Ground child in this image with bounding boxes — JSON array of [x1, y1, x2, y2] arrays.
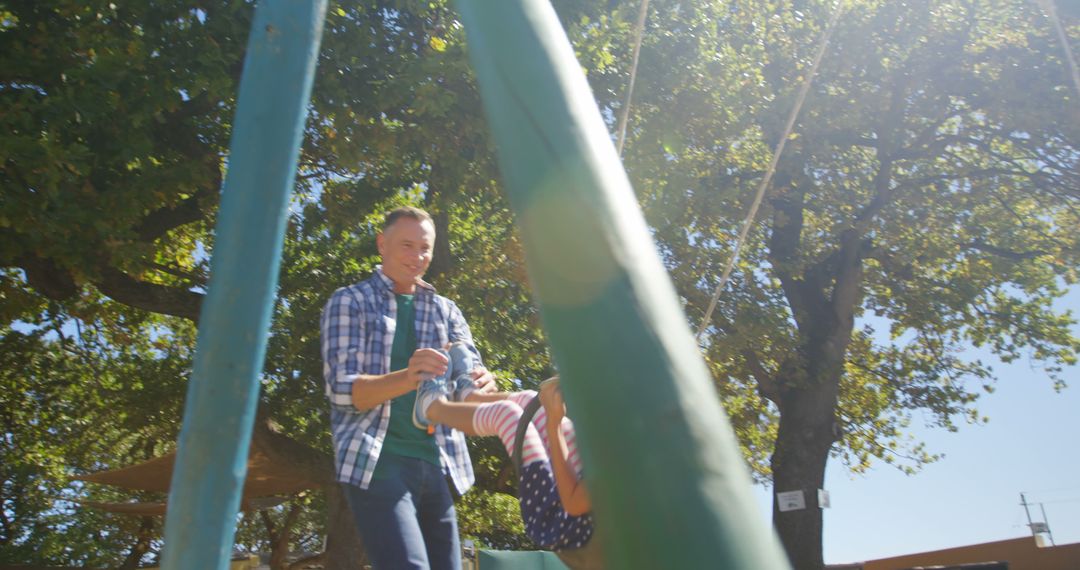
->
[[412, 343, 596, 558]]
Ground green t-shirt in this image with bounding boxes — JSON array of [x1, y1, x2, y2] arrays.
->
[[372, 294, 439, 479]]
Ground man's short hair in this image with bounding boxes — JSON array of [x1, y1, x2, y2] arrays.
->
[[383, 206, 434, 232]]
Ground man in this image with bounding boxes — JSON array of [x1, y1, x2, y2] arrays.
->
[[321, 206, 495, 569]]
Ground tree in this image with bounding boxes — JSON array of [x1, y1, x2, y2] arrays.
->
[[1, 1, 353, 564], [616, 0, 1080, 567], [0, 1, 249, 321], [6, 0, 1077, 568], [1, 0, 558, 564]]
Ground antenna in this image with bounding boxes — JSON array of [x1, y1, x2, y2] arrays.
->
[[1038, 502, 1057, 546], [1020, 492, 1055, 547]]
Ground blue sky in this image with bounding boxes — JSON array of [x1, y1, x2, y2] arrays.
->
[[753, 286, 1080, 564]]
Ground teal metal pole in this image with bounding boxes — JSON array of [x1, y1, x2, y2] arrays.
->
[[160, 2, 326, 568], [455, 1, 791, 568]]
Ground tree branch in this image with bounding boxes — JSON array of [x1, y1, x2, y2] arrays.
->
[[260, 509, 277, 542], [135, 183, 218, 242], [767, 171, 823, 325], [12, 253, 79, 301], [95, 266, 203, 322], [146, 261, 206, 284], [742, 348, 780, 403]]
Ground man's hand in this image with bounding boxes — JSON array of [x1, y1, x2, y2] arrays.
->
[[469, 367, 498, 394], [406, 348, 449, 386]]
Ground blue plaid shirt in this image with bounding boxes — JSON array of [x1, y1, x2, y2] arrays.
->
[[321, 266, 479, 493]]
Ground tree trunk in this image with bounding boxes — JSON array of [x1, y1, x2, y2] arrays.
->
[[264, 502, 303, 570], [766, 173, 864, 569], [770, 308, 855, 570], [118, 516, 156, 570], [770, 382, 837, 570], [269, 537, 289, 570], [427, 209, 454, 281], [324, 484, 367, 569]]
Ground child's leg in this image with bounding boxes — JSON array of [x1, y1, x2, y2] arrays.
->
[[447, 342, 482, 401], [429, 389, 580, 471], [425, 393, 545, 463], [507, 391, 582, 475], [425, 399, 485, 436], [472, 399, 550, 467], [507, 390, 538, 409]]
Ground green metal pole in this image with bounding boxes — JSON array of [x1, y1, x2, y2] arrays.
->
[[455, 1, 791, 568], [160, 2, 326, 568]]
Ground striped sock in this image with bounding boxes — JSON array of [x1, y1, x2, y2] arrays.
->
[[473, 400, 548, 466], [507, 391, 582, 474]]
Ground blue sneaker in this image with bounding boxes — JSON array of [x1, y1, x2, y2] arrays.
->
[[412, 377, 450, 431], [414, 353, 453, 430]]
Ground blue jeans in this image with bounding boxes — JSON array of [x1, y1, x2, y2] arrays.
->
[[342, 456, 462, 570]]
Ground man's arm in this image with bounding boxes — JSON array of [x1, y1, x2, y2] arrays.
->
[[350, 348, 449, 410], [322, 289, 365, 411]]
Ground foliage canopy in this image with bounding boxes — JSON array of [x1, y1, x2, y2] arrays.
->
[[1, 0, 1077, 567]]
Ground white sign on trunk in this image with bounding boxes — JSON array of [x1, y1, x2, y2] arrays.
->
[[777, 490, 806, 512]]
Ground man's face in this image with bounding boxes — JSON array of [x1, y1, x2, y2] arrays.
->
[[377, 216, 436, 293]]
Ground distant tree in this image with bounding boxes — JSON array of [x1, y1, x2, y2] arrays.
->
[[615, 0, 1080, 567]]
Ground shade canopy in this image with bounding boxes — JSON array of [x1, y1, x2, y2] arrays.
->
[[72, 446, 317, 516]]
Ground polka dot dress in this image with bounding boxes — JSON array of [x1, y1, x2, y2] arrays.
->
[[519, 461, 594, 550]]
